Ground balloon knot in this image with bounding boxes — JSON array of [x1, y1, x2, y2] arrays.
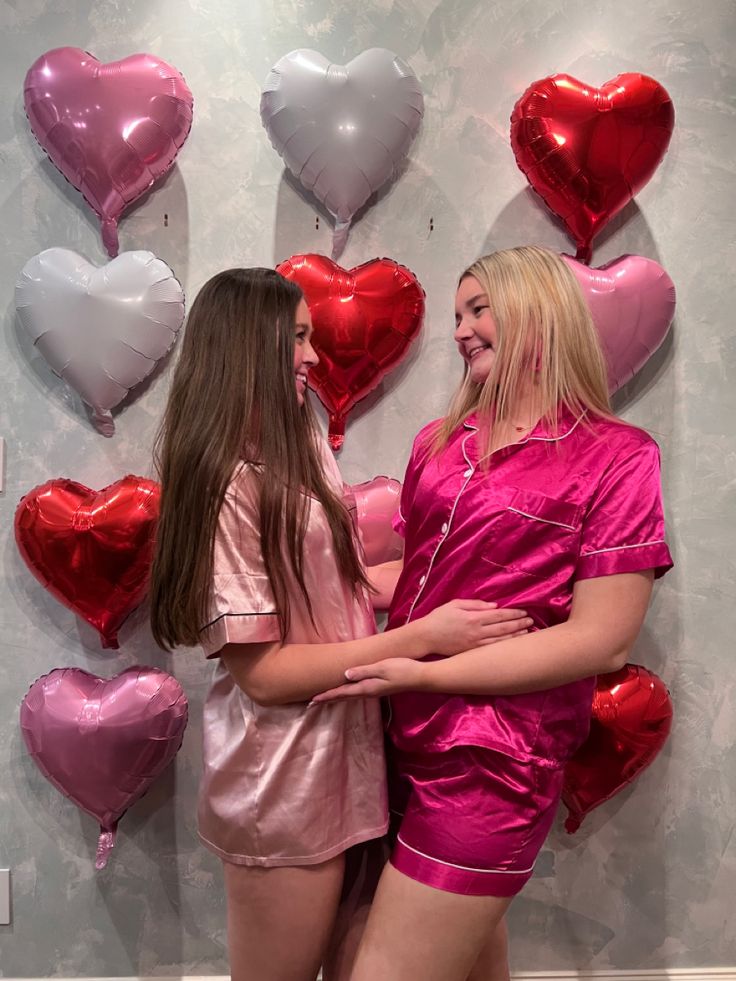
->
[[95, 825, 117, 869], [327, 413, 346, 451], [564, 815, 581, 834], [101, 219, 120, 258], [90, 407, 115, 438], [331, 219, 351, 261]]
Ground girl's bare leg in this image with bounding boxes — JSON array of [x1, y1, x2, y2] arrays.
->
[[349, 863, 512, 981], [223, 853, 345, 981], [466, 917, 511, 981], [322, 837, 390, 981]]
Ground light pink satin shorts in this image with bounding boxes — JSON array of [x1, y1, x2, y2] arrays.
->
[[388, 745, 564, 897]]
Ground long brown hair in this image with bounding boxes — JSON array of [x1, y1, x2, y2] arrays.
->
[[435, 246, 614, 456], [150, 267, 368, 650]]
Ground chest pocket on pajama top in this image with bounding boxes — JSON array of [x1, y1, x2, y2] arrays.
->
[[482, 486, 582, 579]]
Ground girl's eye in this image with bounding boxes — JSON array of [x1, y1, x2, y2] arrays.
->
[[473, 305, 488, 316]]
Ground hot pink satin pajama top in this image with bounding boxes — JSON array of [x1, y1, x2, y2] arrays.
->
[[197, 442, 388, 866], [387, 410, 673, 768]]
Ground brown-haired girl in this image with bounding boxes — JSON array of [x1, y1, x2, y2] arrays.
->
[[313, 246, 673, 981], [149, 267, 528, 981]]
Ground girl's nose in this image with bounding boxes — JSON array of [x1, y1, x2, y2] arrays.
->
[[304, 338, 319, 367], [454, 318, 473, 342]]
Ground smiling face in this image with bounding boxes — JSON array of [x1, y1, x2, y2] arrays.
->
[[454, 275, 498, 385], [293, 298, 318, 406]]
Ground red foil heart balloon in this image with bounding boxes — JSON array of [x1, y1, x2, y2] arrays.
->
[[511, 73, 674, 262], [24, 47, 193, 257], [14, 475, 160, 649], [562, 663, 673, 833], [20, 666, 188, 868], [276, 255, 425, 449]]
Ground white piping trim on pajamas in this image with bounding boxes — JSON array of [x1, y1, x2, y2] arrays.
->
[[582, 540, 665, 557], [396, 833, 535, 875], [405, 430, 476, 622], [524, 411, 587, 443], [507, 506, 577, 531], [462, 411, 587, 444], [12, 969, 736, 980]]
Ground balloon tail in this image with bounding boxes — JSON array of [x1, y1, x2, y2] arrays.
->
[[95, 825, 117, 869], [564, 814, 582, 834], [327, 414, 346, 451], [575, 243, 592, 265], [100, 631, 120, 650], [90, 407, 115, 438], [101, 218, 120, 258], [331, 219, 350, 261]]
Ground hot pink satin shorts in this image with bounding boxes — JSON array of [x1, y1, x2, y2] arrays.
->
[[388, 745, 564, 897]]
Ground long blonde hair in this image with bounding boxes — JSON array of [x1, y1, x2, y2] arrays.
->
[[435, 246, 613, 455]]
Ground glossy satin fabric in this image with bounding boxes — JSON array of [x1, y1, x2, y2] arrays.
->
[[388, 410, 673, 767], [198, 443, 387, 866], [389, 747, 564, 896]]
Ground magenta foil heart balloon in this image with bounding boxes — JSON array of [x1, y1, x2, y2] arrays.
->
[[20, 666, 188, 868], [24, 47, 193, 257], [562, 254, 676, 392]]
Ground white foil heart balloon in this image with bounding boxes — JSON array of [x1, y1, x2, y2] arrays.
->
[[261, 48, 424, 259], [16, 249, 185, 436]]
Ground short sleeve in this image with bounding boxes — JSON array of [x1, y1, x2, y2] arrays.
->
[[576, 434, 673, 581], [200, 467, 281, 657], [392, 420, 441, 538]]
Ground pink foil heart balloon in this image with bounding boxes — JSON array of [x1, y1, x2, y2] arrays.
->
[[20, 666, 188, 868], [24, 47, 193, 256], [347, 476, 404, 565], [562, 254, 676, 392]]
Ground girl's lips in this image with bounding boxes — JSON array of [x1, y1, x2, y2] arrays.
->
[[468, 345, 491, 360]]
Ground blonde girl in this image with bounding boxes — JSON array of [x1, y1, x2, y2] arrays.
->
[[314, 247, 673, 981]]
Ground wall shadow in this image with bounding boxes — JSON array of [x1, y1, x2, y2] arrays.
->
[[271, 159, 411, 266]]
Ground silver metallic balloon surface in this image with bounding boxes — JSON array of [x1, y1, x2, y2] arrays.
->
[[261, 48, 424, 259], [15, 249, 185, 436]]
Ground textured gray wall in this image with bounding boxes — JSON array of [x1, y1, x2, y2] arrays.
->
[[1, 0, 734, 975]]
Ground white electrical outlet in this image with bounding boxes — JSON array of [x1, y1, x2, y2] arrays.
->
[[0, 869, 9, 924]]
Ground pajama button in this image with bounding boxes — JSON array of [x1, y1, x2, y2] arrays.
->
[[441, 523, 448, 533], [419, 575, 426, 585], [463, 468, 473, 477]]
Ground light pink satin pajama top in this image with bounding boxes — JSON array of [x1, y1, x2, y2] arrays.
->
[[197, 443, 388, 867]]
